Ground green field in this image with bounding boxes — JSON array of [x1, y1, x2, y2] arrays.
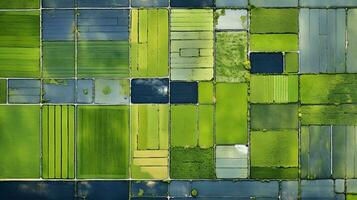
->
[[42, 41, 75, 78], [216, 83, 248, 144], [0, 11, 40, 77], [301, 105, 357, 125], [216, 32, 248, 82], [131, 9, 169, 77], [77, 106, 130, 179], [250, 75, 298, 103], [42, 106, 75, 179], [251, 8, 298, 33], [170, 147, 214, 179], [0, 80, 6, 103], [301, 74, 357, 104], [251, 104, 298, 130], [171, 105, 213, 148], [78, 41, 129, 78], [198, 82, 214, 104], [0, 106, 40, 178], [250, 34, 298, 52], [0, 0, 39, 8]]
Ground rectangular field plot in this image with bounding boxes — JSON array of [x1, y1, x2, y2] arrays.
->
[[131, 105, 169, 179], [216, 83, 247, 144], [0, 106, 40, 178], [0, 11, 40, 78], [0, 0, 39, 8], [42, 10, 75, 78], [170, 9, 214, 81], [130, 9, 168, 78], [216, 32, 248, 82], [42, 105, 75, 179], [302, 126, 357, 179]]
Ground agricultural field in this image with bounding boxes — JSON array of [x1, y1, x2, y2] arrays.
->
[[1, 0, 357, 199]]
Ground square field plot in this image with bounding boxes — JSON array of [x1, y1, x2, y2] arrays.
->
[[77, 10, 129, 78], [77, 106, 129, 179], [0, 106, 40, 178], [251, 130, 298, 179]]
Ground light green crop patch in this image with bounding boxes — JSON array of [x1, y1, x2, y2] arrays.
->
[[251, 104, 298, 130], [171, 105, 213, 148], [216, 83, 248, 144], [0, 0, 39, 8], [77, 106, 130, 179], [216, 32, 248, 82], [130, 9, 169, 77], [42, 106, 75, 179], [251, 130, 298, 179], [285, 52, 299, 73], [0, 105, 40, 178], [250, 34, 298, 52], [131, 105, 169, 179], [301, 74, 357, 104], [347, 194, 357, 200], [250, 75, 298, 103], [199, 82, 214, 104], [250, 8, 299, 34], [251, 130, 298, 167], [0, 11, 40, 78]]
